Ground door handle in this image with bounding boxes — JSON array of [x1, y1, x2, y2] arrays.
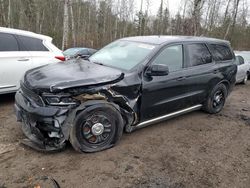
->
[[213, 69, 219, 74], [18, 58, 30, 61], [176, 77, 186, 81]]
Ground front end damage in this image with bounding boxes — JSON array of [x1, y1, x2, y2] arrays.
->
[[15, 79, 141, 152], [15, 85, 70, 151]]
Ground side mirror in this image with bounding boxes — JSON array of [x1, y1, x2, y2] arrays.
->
[[146, 64, 169, 76], [81, 55, 90, 60], [75, 54, 90, 60], [236, 55, 244, 65]]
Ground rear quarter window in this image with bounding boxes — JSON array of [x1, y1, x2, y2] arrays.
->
[[0, 33, 19, 51], [17, 35, 49, 51], [208, 44, 233, 61]]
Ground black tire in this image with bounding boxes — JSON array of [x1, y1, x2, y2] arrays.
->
[[70, 103, 123, 153], [203, 83, 228, 114]]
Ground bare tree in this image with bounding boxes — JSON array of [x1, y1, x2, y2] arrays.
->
[[62, 0, 69, 50], [7, 0, 11, 27], [70, 0, 76, 47], [224, 0, 240, 39], [223, 0, 232, 24], [0, 0, 6, 26], [191, 0, 204, 35]]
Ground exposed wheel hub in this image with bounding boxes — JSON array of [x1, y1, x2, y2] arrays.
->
[[215, 95, 221, 103], [91, 123, 104, 136], [82, 113, 113, 144], [213, 90, 224, 108]]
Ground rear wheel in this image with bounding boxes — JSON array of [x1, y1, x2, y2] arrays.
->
[[70, 104, 123, 153], [203, 84, 227, 114]]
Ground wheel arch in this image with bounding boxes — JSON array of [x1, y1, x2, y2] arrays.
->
[[219, 80, 230, 94], [206, 79, 230, 100]]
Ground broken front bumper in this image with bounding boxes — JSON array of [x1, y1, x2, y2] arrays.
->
[[15, 90, 69, 152]]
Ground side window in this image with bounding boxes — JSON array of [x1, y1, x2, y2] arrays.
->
[[186, 43, 212, 67], [89, 49, 97, 55], [0, 33, 19, 51], [79, 49, 89, 55], [17, 35, 49, 51], [236, 55, 244, 65], [208, 44, 233, 61], [152, 45, 183, 72]]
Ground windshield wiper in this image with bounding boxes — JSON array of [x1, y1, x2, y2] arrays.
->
[[90, 60, 113, 68], [92, 61, 104, 65]]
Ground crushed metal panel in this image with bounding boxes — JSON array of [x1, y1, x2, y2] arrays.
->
[[73, 93, 107, 102]]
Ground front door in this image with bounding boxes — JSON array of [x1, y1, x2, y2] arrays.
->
[[140, 44, 190, 121]]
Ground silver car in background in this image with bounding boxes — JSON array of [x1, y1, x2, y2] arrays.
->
[[235, 51, 250, 84]]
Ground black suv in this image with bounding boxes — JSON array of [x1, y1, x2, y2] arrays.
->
[[15, 36, 237, 152]]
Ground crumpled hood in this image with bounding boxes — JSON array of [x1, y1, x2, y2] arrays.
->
[[24, 59, 124, 92]]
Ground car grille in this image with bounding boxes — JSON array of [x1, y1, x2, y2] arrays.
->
[[21, 83, 44, 106]]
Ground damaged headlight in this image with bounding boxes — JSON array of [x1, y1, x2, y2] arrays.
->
[[43, 94, 78, 106]]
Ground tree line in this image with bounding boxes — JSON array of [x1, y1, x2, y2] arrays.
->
[[0, 0, 249, 50]]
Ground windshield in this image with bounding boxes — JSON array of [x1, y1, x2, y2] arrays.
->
[[235, 51, 250, 63], [89, 40, 156, 70]]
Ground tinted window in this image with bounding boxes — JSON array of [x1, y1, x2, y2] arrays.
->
[[209, 44, 233, 61], [79, 49, 89, 55], [186, 43, 212, 67], [234, 51, 250, 63], [17, 35, 49, 51], [0, 33, 19, 51], [152, 45, 183, 72], [235, 55, 244, 65], [89, 49, 97, 55]]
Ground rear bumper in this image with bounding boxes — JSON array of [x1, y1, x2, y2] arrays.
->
[[15, 90, 68, 151]]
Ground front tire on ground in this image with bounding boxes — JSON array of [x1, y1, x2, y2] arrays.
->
[[203, 83, 228, 114], [70, 103, 124, 153]]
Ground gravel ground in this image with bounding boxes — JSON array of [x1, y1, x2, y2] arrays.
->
[[0, 83, 250, 188]]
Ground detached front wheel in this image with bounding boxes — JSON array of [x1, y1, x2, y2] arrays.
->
[[70, 103, 123, 153]]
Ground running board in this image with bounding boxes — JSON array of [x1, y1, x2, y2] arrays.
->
[[132, 104, 202, 131]]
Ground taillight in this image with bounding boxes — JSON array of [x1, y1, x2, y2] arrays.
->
[[55, 56, 65, 61]]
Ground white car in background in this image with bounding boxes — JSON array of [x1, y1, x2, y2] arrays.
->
[[0, 27, 64, 94], [235, 51, 250, 84]]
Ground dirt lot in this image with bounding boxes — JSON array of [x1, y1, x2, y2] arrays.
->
[[0, 83, 250, 188]]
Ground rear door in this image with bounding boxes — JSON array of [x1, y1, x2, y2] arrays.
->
[[180, 43, 218, 106], [0, 32, 32, 93], [16, 35, 60, 68], [207, 43, 235, 84]]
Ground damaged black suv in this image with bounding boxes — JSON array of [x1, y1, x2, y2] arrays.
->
[[15, 36, 237, 152]]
